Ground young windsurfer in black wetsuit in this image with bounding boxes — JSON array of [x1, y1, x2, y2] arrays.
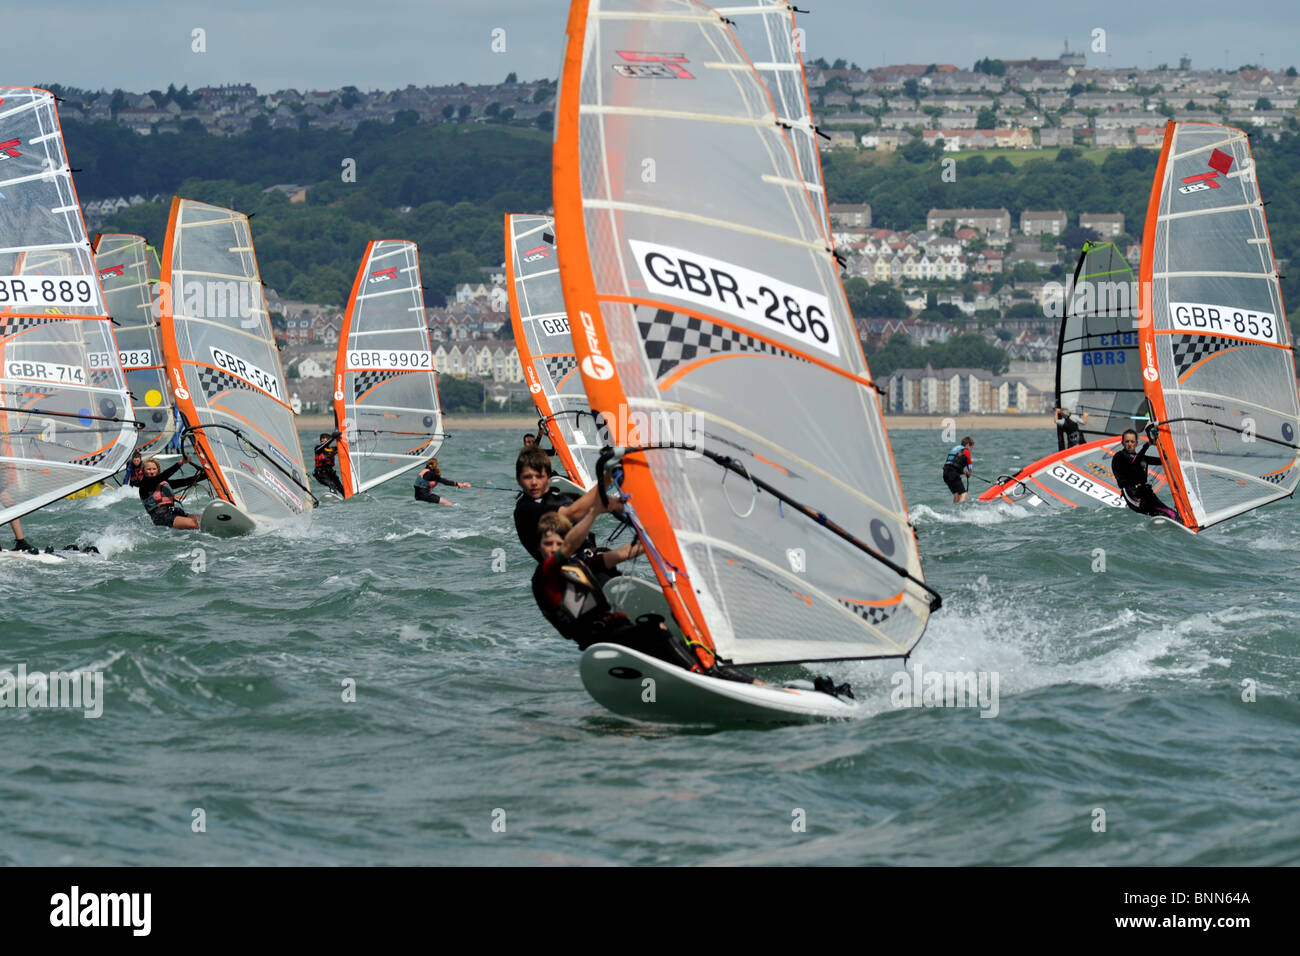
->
[[1112, 428, 1180, 522], [529, 507, 747, 677], [522, 430, 555, 456], [942, 437, 975, 503], [413, 457, 469, 505], [138, 456, 206, 530], [1055, 407, 1089, 447], [313, 432, 345, 497], [125, 451, 145, 487]]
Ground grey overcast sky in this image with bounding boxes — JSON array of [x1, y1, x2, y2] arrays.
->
[[6, 0, 1300, 92]]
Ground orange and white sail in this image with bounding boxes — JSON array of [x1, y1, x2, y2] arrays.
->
[[92, 234, 174, 453], [159, 196, 311, 523], [553, 0, 937, 665], [505, 213, 599, 487], [0, 88, 136, 524], [1139, 122, 1300, 531], [332, 239, 442, 497]]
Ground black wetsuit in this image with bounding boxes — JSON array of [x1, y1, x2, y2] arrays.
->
[[413, 468, 461, 503], [126, 461, 145, 487], [138, 461, 206, 527], [313, 441, 345, 496], [1112, 441, 1179, 520], [1057, 413, 1085, 447], [513, 488, 579, 561], [942, 445, 972, 495]]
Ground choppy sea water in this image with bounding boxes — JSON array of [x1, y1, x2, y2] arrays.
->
[[1, 427, 1297, 865]]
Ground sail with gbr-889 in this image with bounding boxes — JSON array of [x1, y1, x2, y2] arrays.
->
[[554, 0, 937, 665], [1140, 122, 1300, 531]]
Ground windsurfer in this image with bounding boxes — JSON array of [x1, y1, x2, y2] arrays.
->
[[313, 432, 345, 497], [1055, 407, 1089, 447], [513, 446, 601, 560], [125, 451, 145, 487], [413, 457, 469, 505], [522, 430, 556, 456], [1112, 428, 1180, 522], [529, 507, 757, 683], [138, 456, 206, 530], [942, 437, 975, 503]]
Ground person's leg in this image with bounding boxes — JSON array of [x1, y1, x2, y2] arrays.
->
[[172, 515, 200, 530]]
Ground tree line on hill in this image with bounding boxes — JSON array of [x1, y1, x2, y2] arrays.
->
[[68, 113, 1300, 349]]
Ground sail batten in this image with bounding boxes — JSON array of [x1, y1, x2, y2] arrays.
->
[[332, 240, 442, 497], [554, 0, 931, 665]]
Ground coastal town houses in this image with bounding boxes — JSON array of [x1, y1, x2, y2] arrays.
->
[[884, 365, 1047, 414]]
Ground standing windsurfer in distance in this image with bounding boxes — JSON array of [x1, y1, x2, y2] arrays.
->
[[313, 432, 345, 497], [1055, 406, 1090, 447], [138, 456, 206, 530], [942, 437, 975, 503], [1112, 428, 1180, 522]]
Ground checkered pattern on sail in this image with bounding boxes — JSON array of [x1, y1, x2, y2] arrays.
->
[[1170, 335, 1238, 378], [352, 369, 402, 400], [838, 599, 896, 627], [543, 354, 578, 385], [1260, 462, 1296, 484], [74, 448, 112, 468], [198, 365, 256, 400], [0, 315, 56, 334], [637, 309, 803, 381]]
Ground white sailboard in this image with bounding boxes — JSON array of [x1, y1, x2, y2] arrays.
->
[[1139, 121, 1300, 532], [0, 88, 137, 526], [158, 196, 313, 530], [332, 239, 443, 497], [555, 0, 937, 722], [978, 435, 1171, 511]]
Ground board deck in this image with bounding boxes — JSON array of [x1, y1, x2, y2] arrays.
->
[[0, 548, 100, 565], [579, 642, 860, 725], [550, 476, 586, 496], [1149, 516, 1198, 534], [199, 499, 256, 537], [603, 576, 684, 639]]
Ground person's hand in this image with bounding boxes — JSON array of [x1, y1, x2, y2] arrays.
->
[[181, 454, 189, 464], [332, 430, 341, 439], [458, 482, 470, 488], [1144, 422, 1159, 442]]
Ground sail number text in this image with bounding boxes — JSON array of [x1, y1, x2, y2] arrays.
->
[[346, 350, 432, 370], [0, 276, 96, 307], [4, 360, 86, 386], [210, 346, 282, 399], [629, 239, 839, 357], [1169, 301, 1278, 345], [89, 350, 155, 369]]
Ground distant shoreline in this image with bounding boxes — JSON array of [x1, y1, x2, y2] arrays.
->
[[297, 412, 1051, 433]]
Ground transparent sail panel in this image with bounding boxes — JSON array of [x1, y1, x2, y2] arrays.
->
[[333, 239, 442, 496], [1145, 123, 1300, 529], [0, 88, 135, 524], [506, 213, 599, 487], [556, 0, 933, 663], [161, 197, 310, 521]]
